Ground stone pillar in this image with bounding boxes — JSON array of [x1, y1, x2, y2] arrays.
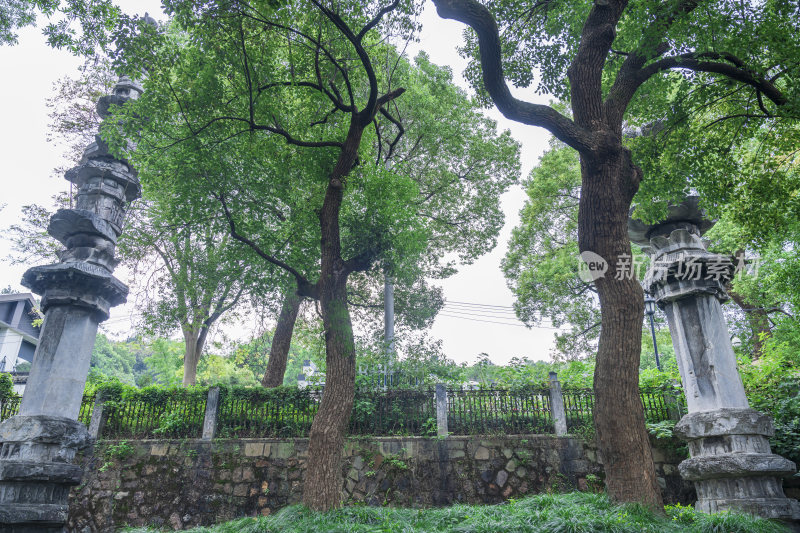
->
[[0, 76, 143, 532], [435, 383, 448, 437], [87, 395, 109, 440], [629, 196, 800, 522], [202, 387, 220, 441], [548, 372, 568, 436]]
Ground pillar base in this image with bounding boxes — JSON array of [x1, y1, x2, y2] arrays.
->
[[0, 415, 89, 532], [675, 408, 800, 522]]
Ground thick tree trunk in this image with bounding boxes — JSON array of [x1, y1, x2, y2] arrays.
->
[[579, 148, 664, 509], [181, 326, 208, 386], [303, 120, 363, 511], [262, 289, 302, 387]]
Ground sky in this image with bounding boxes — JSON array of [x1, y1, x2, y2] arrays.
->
[[0, 2, 559, 365]]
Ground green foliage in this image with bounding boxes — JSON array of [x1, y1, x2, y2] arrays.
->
[[646, 421, 676, 440], [0, 0, 121, 52], [738, 322, 800, 464], [99, 440, 135, 472], [90, 334, 140, 385], [0, 373, 14, 401], [122, 492, 789, 533], [103, 440, 135, 461]]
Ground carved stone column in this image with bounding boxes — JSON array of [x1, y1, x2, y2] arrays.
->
[[0, 77, 142, 532], [629, 197, 800, 522]]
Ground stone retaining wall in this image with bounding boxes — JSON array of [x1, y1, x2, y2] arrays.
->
[[67, 435, 694, 532]]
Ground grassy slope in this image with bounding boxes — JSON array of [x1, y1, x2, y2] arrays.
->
[[124, 492, 790, 533]]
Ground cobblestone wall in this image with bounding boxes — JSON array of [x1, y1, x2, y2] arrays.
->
[[68, 435, 693, 532]]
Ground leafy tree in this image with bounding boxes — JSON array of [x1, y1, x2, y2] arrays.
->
[[90, 334, 139, 384], [110, 1, 423, 510], [120, 204, 260, 385], [432, 0, 800, 508], [0, 0, 121, 52], [109, 1, 517, 509], [6, 57, 260, 386]]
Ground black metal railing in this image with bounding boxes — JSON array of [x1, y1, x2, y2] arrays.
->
[[1, 385, 685, 439], [103, 393, 207, 439], [0, 393, 96, 425], [447, 387, 554, 435], [350, 388, 435, 436], [0, 394, 21, 421], [562, 388, 594, 430], [216, 388, 321, 438]]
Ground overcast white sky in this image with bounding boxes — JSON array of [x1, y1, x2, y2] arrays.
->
[[0, 2, 559, 365]]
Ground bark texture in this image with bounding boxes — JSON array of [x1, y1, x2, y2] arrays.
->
[[261, 290, 302, 387], [181, 325, 209, 386], [303, 120, 363, 511], [579, 149, 663, 509]]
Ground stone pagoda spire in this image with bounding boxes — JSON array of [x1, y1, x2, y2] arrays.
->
[[0, 76, 143, 532], [629, 196, 800, 523]]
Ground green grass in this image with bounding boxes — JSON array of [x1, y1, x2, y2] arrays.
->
[[123, 492, 790, 533]]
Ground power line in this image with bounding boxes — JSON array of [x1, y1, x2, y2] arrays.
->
[[445, 300, 515, 309], [441, 306, 553, 323], [442, 302, 551, 321], [443, 303, 518, 314], [438, 312, 559, 329]]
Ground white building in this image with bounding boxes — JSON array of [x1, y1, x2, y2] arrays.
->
[[297, 360, 324, 388], [0, 293, 41, 394]]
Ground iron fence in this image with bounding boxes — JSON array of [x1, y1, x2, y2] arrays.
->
[[562, 388, 594, 430], [350, 388, 435, 436], [0, 394, 21, 421], [1, 385, 685, 439], [0, 393, 96, 425], [103, 393, 206, 439], [216, 388, 321, 438], [447, 387, 554, 435]]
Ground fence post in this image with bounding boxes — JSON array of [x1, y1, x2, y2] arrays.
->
[[548, 372, 568, 436], [202, 387, 220, 440], [435, 383, 448, 437], [88, 395, 108, 440]]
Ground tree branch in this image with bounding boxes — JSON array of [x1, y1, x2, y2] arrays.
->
[[431, 0, 595, 154], [357, 1, 401, 41], [640, 53, 788, 107], [216, 192, 318, 299]]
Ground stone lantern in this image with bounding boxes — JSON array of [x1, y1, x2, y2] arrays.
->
[[0, 77, 143, 532], [629, 196, 799, 522]]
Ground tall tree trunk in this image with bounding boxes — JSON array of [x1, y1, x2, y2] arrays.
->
[[303, 121, 363, 511], [262, 289, 302, 387], [579, 148, 664, 509], [181, 325, 208, 386]]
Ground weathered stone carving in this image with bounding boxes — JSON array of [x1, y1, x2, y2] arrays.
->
[[629, 197, 800, 522], [0, 76, 142, 532]]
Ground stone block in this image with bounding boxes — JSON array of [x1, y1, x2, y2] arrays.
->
[[495, 470, 508, 487], [675, 408, 774, 439], [274, 443, 293, 459], [150, 443, 169, 457], [679, 453, 795, 482], [474, 447, 490, 460], [244, 443, 264, 457]]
